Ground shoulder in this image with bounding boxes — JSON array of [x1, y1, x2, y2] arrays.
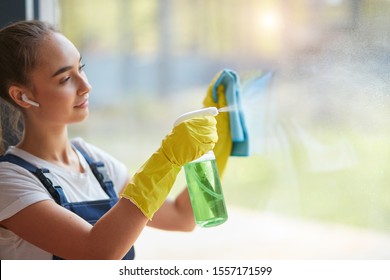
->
[[0, 160, 53, 221], [70, 137, 98, 158], [70, 137, 129, 192], [71, 137, 114, 163], [0, 153, 46, 185]]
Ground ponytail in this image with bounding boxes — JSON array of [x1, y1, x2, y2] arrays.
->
[[0, 20, 57, 154], [0, 100, 24, 154]]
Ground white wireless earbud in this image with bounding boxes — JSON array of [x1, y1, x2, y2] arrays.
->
[[21, 94, 40, 107]]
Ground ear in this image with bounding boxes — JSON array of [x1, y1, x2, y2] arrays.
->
[[8, 85, 34, 108]]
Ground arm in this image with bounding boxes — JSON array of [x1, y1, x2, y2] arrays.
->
[[0, 116, 216, 259], [1, 198, 147, 260], [120, 176, 195, 232], [147, 188, 195, 232]]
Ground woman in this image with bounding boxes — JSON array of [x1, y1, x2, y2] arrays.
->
[[0, 20, 228, 260]]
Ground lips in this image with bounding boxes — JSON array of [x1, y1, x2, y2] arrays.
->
[[74, 95, 89, 108]]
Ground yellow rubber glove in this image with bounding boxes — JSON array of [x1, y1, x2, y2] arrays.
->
[[121, 116, 218, 220], [203, 72, 232, 178]]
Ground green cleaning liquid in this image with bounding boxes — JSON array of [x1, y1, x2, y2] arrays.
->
[[184, 151, 228, 227]]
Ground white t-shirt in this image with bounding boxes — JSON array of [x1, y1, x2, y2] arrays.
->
[[0, 137, 129, 260]]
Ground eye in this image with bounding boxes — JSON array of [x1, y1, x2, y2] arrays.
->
[[59, 64, 86, 84], [60, 76, 71, 84], [79, 63, 86, 72]]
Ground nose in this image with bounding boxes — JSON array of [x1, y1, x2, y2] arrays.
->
[[77, 72, 92, 96]]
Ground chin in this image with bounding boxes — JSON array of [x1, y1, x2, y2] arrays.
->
[[72, 112, 90, 123]]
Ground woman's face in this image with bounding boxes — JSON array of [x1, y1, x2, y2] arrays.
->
[[27, 31, 92, 125]]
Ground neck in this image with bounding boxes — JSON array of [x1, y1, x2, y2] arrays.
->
[[17, 122, 77, 168]]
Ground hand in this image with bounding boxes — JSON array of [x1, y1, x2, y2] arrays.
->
[[203, 71, 232, 177], [121, 116, 218, 219], [162, 116, 217, 166]]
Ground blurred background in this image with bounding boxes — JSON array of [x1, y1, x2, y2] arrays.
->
[[2, 0, 390, 259]]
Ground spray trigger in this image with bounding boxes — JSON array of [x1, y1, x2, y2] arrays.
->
[[174, 107, 219, 127]]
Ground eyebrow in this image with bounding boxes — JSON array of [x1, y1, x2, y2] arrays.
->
[[51, 56, 82, 77]]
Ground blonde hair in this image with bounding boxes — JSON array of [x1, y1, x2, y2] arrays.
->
[[0, 20, 57, 153]]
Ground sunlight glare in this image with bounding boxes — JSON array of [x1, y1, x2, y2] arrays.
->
[[258, 10, 282, 32]]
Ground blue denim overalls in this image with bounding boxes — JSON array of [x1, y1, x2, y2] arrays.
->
[[0, 144, 135, 260]]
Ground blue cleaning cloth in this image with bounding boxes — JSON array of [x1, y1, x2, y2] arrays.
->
[[212, 69, 249, 156]]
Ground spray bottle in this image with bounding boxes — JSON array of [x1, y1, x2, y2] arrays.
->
[[174, 107, 228, 227]]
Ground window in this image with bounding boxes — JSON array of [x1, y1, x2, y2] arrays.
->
[[60, 0, 390, 259]]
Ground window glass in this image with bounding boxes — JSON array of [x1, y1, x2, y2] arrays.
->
[[59, 0, 390, 259]]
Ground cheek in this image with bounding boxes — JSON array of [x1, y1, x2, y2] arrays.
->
[[38, 85, 75, 106], [40, 102, 71, 123], [37, 89, 75, 119]]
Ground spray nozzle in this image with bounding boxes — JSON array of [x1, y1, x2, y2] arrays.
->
[[174, 107, 219, 127]]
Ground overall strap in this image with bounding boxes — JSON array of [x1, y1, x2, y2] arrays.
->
[[0, 154, 68, 205], [72, 144, 118, 199], [1, 152, 135, 260]]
